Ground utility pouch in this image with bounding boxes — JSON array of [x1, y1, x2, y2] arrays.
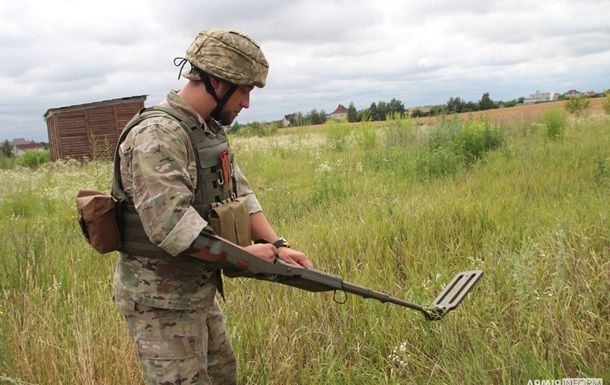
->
[[208, 196, 251, 247], [76, 189, 121, 254]]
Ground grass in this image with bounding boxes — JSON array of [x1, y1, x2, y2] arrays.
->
[[1, 114, 609, 384]]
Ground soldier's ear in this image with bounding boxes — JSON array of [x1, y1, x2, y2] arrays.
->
[[209, 77, 224, 92]]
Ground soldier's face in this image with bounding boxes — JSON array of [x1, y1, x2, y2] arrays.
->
[[218, 85, 253, 125]]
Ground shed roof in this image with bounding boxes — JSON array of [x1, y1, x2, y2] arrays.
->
[[43, 95, 147, 119]]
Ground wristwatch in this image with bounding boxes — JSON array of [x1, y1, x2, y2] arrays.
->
[[273, 237, 291, 249]]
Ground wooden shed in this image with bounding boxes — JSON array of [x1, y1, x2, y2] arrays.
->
[[44, 95, 147, 161]]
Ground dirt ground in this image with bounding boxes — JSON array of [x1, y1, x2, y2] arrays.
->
[[413, 97, 608, 125]]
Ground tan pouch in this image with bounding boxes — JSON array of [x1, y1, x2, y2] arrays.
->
[[208, 197, 251, 247], [76, 189, 121, 254]]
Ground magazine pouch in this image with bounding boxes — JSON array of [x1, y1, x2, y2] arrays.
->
[[208, 195, 251, 247]]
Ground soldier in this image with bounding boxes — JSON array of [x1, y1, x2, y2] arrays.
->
[[112, 28, 313, 385]]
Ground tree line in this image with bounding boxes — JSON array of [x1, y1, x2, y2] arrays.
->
[[233, 92, 519, 132], [232, 90, 610, 133]]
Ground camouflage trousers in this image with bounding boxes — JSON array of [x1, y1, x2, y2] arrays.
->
[[119, 297, 237, 385]]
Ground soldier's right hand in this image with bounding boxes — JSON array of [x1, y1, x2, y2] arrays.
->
[[244, 243, 278, 264]]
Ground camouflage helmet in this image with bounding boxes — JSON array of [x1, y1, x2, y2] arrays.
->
[[182, 28, 269, 88]]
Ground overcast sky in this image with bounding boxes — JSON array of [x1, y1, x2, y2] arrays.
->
[[1, 0, 609, 142]]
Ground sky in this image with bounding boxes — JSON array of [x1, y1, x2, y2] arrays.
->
[[1, 0, 609, 142]]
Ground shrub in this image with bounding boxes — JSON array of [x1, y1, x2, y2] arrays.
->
[[416, 117, 506, 177], [415, 146, 461, 178], [325, 120, 351, 151], [602, 91, 610, 115], [384, 113, 417, 148], [564, 94, 591, 116], [455, 120, 505, 166], [543, 107, 568, 140], [0, 153, 16, 170], [16, 150, 51, 168], [233, 121, 277, 138], [353, 121, 377, 150]]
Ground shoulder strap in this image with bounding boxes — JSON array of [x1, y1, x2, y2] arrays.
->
[[110, 106, 201, 200]]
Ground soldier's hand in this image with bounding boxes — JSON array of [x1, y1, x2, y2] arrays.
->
[[277, 247, 313, 269], [243, 243, 277, 264]]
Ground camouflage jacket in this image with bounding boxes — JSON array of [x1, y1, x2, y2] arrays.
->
[[113, 90, 261, 310]]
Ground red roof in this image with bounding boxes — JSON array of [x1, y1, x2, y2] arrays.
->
[[14, 141, 44, 150], [331, 104, 348, 114]]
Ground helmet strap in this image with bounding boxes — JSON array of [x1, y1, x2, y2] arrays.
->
[[197, 69, 238, 121], [211, 82, 238, 121]]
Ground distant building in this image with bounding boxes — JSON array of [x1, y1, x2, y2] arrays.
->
[[44, 95, 146, 161], [9, 139, 45, 156], [330, 104, 348, 120], [563, 89, 581, 98], [10, 138, 30, 146], [524, 91, 558, 104], [282, 113, 296, 126]]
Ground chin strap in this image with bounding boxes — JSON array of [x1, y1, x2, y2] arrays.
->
[[174, 58, 239, 121], [207, 80, 238, 121]]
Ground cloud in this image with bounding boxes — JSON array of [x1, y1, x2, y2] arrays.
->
[[1, 0, 609, 142]]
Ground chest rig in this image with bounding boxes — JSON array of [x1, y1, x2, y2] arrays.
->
[[113, 105, 236, 259]]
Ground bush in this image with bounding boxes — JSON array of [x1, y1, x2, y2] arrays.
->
[[543, 107, 568, 140], [564, 94, 591, 116], [16, 150, 51, 168], [415, 146, 461, 178], [353, 122, 377, 150], [602, 91, 610, 115], [233, 121, 277, 138], [455, 120, 505, 166], [415, 118, 505, 178], [0, 153, 16, 169], [325, 120, 352, 151], [384, 113, 417, 148]]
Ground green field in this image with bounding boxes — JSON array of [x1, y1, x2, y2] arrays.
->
[[1, 113, 608, 384]]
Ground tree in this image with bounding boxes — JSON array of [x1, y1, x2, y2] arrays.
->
[[446, 97, 465, 113], [367, 102, 378, 121], [231, 121, 242, 132], [479, 92, 494, 111], [464, 101, 479, 112], [564, 94, 591, 117], [307, 108, 324, 125], [1, 140, 13, 158], [375, 101, 389, 121], [388, 98, 406, 116], [319, 109, 328, 124], [291, 112, 306, 127], [347, 102, 358, 122]]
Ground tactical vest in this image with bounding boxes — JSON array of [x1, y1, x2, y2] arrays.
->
[[113, 105, 236, 259]]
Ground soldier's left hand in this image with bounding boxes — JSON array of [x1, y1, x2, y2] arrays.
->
[[276, 247, 313, 269]]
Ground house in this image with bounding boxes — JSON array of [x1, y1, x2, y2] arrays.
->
[[10, 138, 30, 146], [44, 95, 146, 161], [329, 104, 349, 120], [563, 89, 581, 98], [524, 91, 558, 104], [282, 113, 296, 127], [9, 139, 45, 156]]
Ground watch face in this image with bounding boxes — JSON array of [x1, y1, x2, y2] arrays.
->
[[274, 238, 290, 248]]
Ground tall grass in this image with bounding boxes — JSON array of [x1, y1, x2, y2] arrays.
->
[[1, 115, 609, 384]]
